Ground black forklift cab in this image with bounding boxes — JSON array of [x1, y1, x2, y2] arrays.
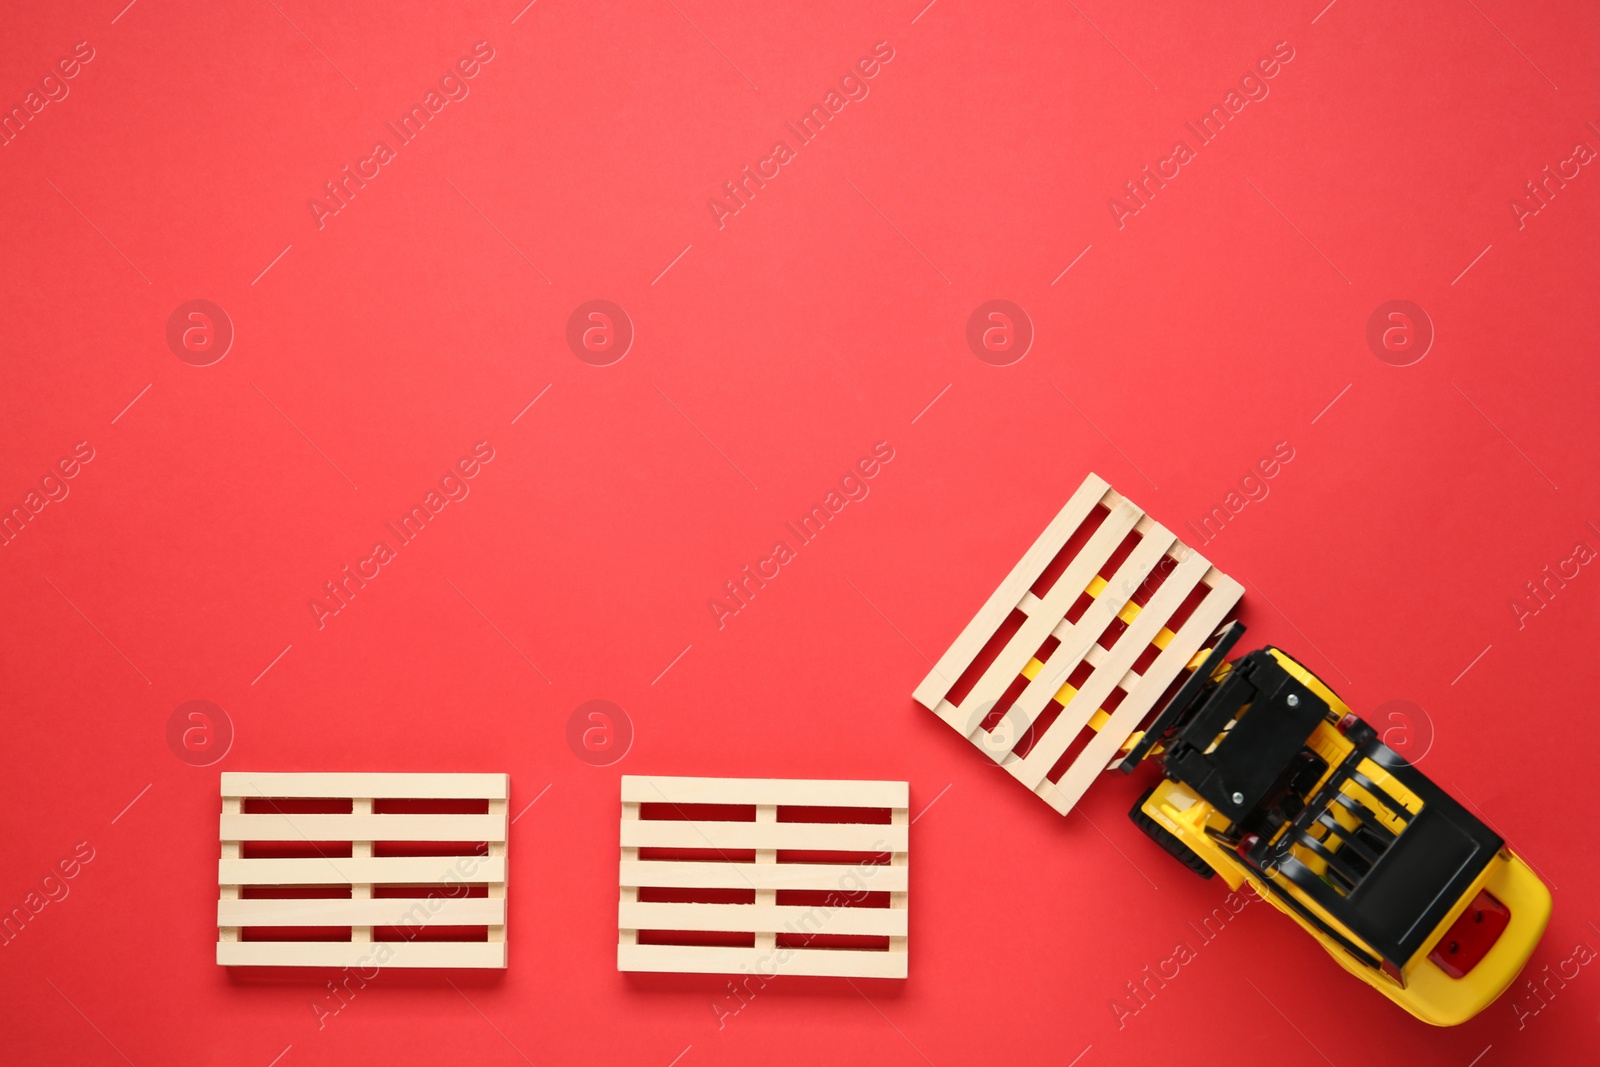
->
[[1125, 623, 1504, 975]]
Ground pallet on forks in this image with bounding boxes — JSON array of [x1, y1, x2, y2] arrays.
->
[[913, 472, 1243, 814]]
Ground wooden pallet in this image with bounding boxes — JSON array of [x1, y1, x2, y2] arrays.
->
[[914, 473, 1243, 815], [217, 772, 509, 968], [618, 776, 909, 979]]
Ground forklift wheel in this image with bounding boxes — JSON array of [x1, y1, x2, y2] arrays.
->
[[1130, 787, 1215, 880]]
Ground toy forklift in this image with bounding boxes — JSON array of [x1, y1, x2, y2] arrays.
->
[[1121, 621, 1551, 1026], [915, 473, 1551, 1027]]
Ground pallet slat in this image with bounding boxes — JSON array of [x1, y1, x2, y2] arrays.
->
[[218, 941, 507, 969], [220, 813, 506, 842], [620, 820, 905, 851], [218, 898, 505, 926], [618, 776, 909, 979], [218, 855, 507, 886], [618, 944, 907, 979], [621, 860, 910, 892], [620, 776, 907, 808], [618, 901, 908, 936], [218, 772, 509, 968], [914, 474, 1243, 815], [221, 772, 508, 799]]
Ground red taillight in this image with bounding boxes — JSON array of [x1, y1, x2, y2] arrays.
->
[[1427, 891, 1511, 979]]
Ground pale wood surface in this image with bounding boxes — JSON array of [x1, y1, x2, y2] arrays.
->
[[618, 776, 909, 978], [620, 775, 907, 808], [889, 806, 908, 957], [487, 796, 507, 948], [351, 797, 374, 944], [218, 898, 506, 926], [617, 901, 908, 936], [1041, 570, 1243, 813], [220, 772, 508, 799], [754, 803, 777, 954], [219, 796, 241, 945], [219, 813, 507, 842], [914, 473, 1244, 815], [950, 497, 1141, 735], [218, 941, 507, 969], [219, 772, 509, 968], [996, 526, 1176, 748], [619, 819, 905, 851], [1010, 534, 1191, 787], [618, 800, 640, 949], [618, 944, 908, 979], [913, 473, 1111, 709], [218, 856, 508, 885], [620, 860, 910, 893]]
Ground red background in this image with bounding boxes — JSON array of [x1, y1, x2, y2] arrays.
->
[[2, 1, 1597, 1064]]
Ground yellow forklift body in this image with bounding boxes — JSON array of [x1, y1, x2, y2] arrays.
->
[[1137, 649, 1552, 1025]]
